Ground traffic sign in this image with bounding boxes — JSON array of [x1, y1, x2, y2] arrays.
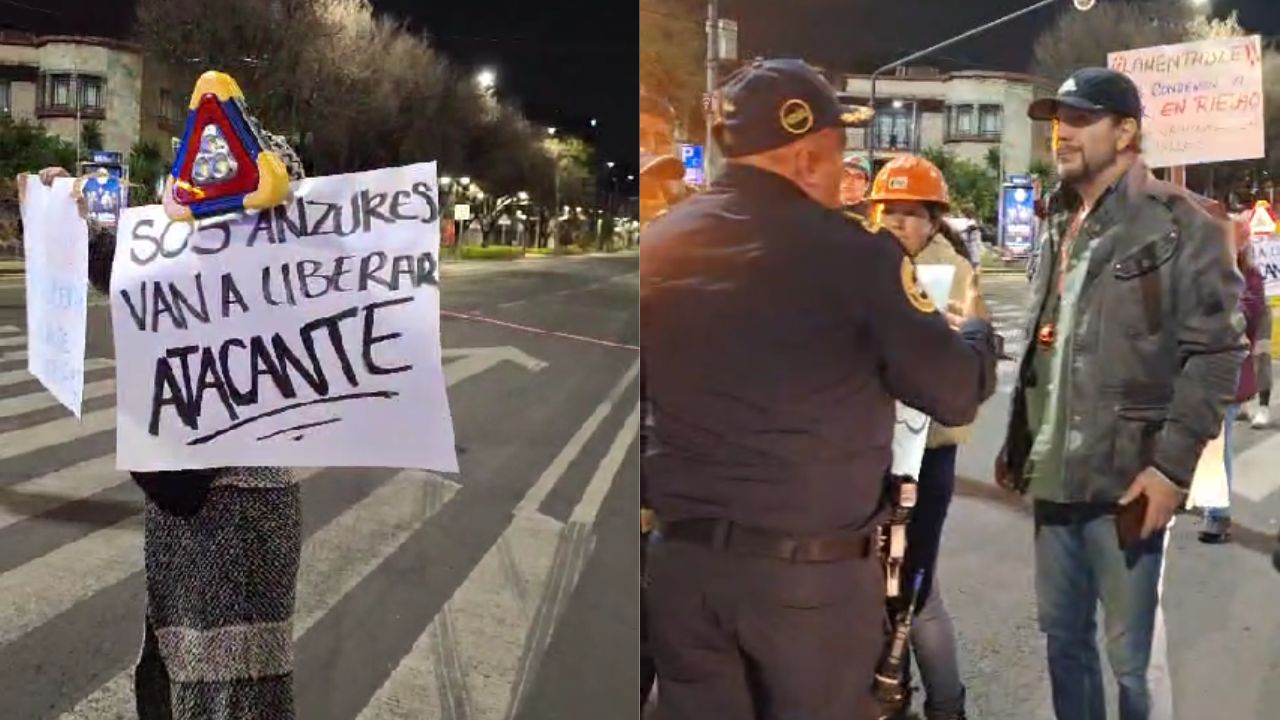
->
[[680, 144, 704, 186]]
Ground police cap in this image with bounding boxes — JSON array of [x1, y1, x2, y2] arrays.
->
[[711, 58, 868, 158]]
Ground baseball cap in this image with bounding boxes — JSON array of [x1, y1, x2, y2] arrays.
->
[[1027, 67, 1143, 123], [843, 153, 871, 177], [711, 58, 873, 158]]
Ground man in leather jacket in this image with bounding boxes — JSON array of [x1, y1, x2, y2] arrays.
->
[[996, 68, 1245, 720]]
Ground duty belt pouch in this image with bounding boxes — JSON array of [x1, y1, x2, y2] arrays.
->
[[131, 469, 220, 517]]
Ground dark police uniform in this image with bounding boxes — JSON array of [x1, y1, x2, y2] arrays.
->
[[640, 58, 998, 720]]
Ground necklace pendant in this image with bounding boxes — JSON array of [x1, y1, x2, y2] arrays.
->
[[1037, 322, 1057, 348]]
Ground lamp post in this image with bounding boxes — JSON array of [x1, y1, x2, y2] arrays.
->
[[866, 0, 1090, 168]]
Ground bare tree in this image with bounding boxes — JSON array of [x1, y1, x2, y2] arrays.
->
[[135, 0, 560, 203], [640, 0, 704, 139], [1031, 0, 1194, 83]]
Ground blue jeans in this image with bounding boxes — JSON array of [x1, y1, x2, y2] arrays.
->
[[1034, 503, 1168, 720], [1204, 403, 1239, 522], [904, 446, 965, 715]]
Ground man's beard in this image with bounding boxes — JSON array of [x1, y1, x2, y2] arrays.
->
[[1058, 146, 1116, 186]]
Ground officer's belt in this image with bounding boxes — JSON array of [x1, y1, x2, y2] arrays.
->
[[662, 518, 875, 563]]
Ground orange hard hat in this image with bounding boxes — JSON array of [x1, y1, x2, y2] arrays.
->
[[868, 155, 950, 209]]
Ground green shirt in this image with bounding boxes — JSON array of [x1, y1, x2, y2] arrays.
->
[[1024, 211, 1095, 502]]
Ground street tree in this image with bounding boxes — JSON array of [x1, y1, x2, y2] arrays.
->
[[1032, 3, 1280, 203], [921, 147, 999, 225], [0, 117, 78, 253], [134, 0, 564, 214], [1031, 0, 1193, 83], [640, 0, 704, 140]]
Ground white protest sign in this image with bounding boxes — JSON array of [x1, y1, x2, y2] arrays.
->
[[1253, 236, 1280, 299], [1108, 36, 1265, 168], [1247, 203, 1280, 298], [19, 176, 89, 416], [1187, 420, 1230, 510], [891, 264, 956, 478], [110, 162, 458, 472]]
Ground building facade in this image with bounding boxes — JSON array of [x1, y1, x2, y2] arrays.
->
[[0, 31, 189, 161], [838, 66, 1056, 178]]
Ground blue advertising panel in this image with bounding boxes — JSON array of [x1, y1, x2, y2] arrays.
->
[[78, 160, 128, 228], [999, 182, 1038, 258], [680, 143, 704, 186]]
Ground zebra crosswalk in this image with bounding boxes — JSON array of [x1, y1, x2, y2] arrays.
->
[[0, 322, 640, 719], [986, 297, 1027, 394]]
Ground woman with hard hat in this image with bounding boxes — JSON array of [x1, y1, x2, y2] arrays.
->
[[866, 154, 986, 720]]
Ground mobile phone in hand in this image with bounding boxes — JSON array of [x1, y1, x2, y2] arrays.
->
[[1116, 494, 1148, 549]]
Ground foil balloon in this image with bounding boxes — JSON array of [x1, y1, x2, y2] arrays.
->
[[163, 71, 291, 222]]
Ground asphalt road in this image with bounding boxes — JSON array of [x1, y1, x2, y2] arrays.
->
[[948, 273, 1280, 719], [0, 253, 639, 720]]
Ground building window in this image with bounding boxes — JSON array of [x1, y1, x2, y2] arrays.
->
[[979, 105, 1003, 136], [80, 76, 104, 110], [43, 73, 73, 108], [947, 103, 1002, 140], [39, 73, 106, 112], [872, 102, 915, 151], [949, 105, 974, 137], [0, 81, 9, 116], [160, 88, 177, 121]]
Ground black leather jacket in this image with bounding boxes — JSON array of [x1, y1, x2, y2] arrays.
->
[[1003, 162, 1246, 500]]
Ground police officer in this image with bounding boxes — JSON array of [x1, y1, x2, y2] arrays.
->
[[640, 58, 998, 720]]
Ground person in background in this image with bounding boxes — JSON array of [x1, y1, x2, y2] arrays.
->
[[1244, 215, 1273, 427], [19, 124, 307, 720], [1251, 303, 1273, 428], [841, 152, 873, 219], [641, 88, 695, 229], [869, 154, 986, 720], [1200, 216, 1267, 544]]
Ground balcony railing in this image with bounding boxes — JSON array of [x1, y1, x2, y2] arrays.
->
[[945, 128, 1002, 143], [37, 105, 106, 120]]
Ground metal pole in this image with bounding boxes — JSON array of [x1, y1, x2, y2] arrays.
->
[[705, 0, 719, 183], [866, 0, 1062, 168]]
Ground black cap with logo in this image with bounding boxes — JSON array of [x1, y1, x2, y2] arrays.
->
[[1027, 67, 1144, 123], [711, 58, 873, 158]]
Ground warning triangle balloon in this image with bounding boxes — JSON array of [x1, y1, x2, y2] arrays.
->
[[163, 71, 291, 222]]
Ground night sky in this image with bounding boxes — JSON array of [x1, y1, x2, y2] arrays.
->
[[724, 0, 1280, 75], [370, 1, 637, 178], [0, 0, 638, 178]]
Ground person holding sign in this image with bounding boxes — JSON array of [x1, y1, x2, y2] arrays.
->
[[20, 124, 310, 720], [1198, 218, 1267, 544], [640, 58, 998, 720], [868, 154, 987, 720], [998, 67, 1246, 720]]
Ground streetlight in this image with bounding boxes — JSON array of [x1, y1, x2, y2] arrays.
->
[[867, 0, 1094, 167], [547, 127, 558, 136], [440, 176, 453, 187], [606, 161, 616, 169], [590, 118, 598, 127], [517, 190, 530, 202], [460, 176, 472, 186], [476, 68, 496, 92]]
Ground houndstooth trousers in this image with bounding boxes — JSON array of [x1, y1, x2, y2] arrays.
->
[[133, 468, 300, 720]]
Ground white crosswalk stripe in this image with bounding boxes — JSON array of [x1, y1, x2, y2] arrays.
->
[[0, 328, 639, 719]]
